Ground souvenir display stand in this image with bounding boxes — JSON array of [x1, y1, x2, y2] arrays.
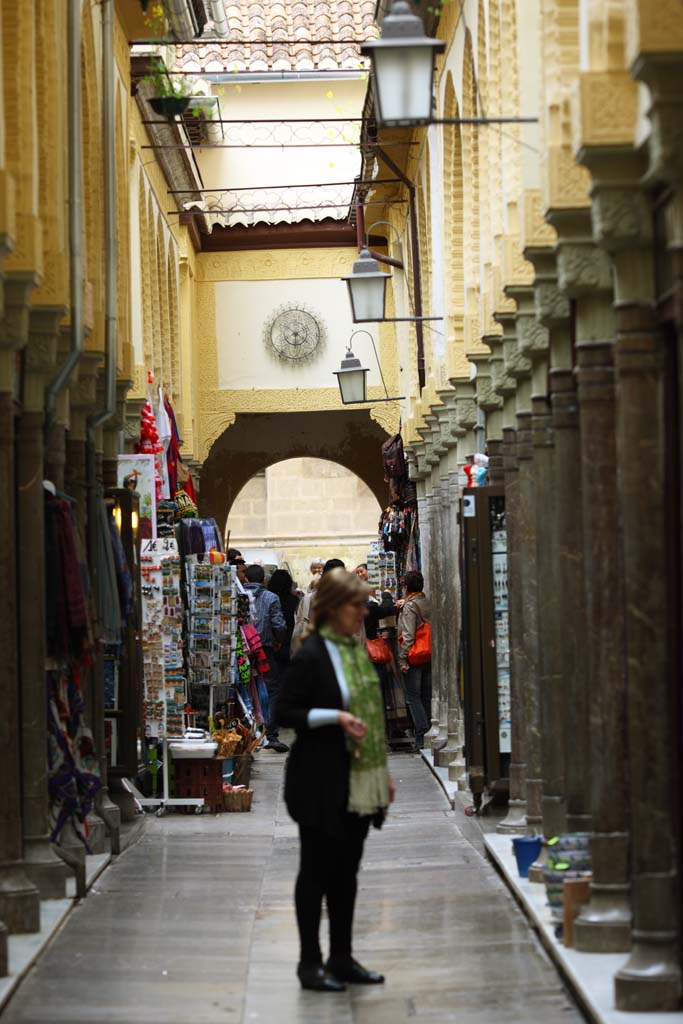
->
[[366, 544, 398, 593], [459, 486, 510, 810]]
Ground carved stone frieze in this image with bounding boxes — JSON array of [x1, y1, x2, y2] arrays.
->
[[556, 241, 613, 297], [592, 187, 653, 251], [535, 280, 570, 327], [516, 313, 549, 360]]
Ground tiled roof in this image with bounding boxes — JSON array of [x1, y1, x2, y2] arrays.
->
[[175, 1, 378, 73]]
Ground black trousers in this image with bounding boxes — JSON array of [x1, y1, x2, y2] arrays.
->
[[295, 814, 371, 966], [262, 646, 280, 741]]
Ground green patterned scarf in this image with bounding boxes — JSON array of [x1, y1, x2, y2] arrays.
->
[[320, 626, 389, 816]]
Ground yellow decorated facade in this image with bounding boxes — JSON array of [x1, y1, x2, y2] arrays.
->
[[1, 0, 683, 1010]]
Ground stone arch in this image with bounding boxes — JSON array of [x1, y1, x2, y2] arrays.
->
[[199, 409, 391, 525], [476, 1, 490, 282], [81, 4, 103, 344], [416, 147, 432, 370], [500, 0, 521, 207], [148, 194, 161, 376], [443, 72, 465, 358], [116, 81, 131, 373], [34, 0, 68, 306], [462, 30, 480, 347], [167, 245, 180, 401], [139, 180, 152, 372], [156, 216, 170, 389]]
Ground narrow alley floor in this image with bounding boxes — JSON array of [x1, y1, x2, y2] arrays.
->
[[2, 755, 587, 1024]]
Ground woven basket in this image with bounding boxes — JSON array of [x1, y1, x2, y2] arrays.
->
[[213, 732, 242, 758], [223, 788, 253, 812]]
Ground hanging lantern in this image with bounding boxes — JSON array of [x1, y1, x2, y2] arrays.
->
[[341, 247, 391, 323], [361, 0, 445, 127], [334, 348, 370, 404]]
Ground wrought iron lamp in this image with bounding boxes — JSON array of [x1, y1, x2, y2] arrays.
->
[[334, 331, 404, 405], [360, 0, 445, 127]]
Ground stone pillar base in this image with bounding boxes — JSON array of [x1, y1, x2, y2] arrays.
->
[[528, 843, 550, 884], [496, 799, 528, 835], [0, 863, 40, 933], [23, 837, 69, 900], [574, 890, 632, 952], [447, 756, 466, 783], [96, 790, 122, 856], [615, 941, 682, 1012], [84, 813, 107, 854], [0, 919, 7, 977], [574, 831, 631, 952], [109, 778, 139, 823]]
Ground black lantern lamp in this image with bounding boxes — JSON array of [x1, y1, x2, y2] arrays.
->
[[334, 330, 404, 405], [342, 247, 391, 323], [361, 0, 445, 127], [334, 347, 370, 405]]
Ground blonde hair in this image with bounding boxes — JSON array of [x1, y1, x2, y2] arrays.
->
[[303, 568, 370, 639]]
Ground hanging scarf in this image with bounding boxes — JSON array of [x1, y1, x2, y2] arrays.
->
[[319, 625, 389, 816]]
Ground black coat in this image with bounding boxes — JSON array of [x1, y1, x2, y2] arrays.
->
[[277, 632, 351, 836], [278, 632, 386, 836]]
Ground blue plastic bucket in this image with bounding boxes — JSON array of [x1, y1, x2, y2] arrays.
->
[[512, 835, 542, 878]]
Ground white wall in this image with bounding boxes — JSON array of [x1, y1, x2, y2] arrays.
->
[[215, 278, 381, 391]]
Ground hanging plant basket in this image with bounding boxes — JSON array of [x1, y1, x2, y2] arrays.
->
[[150, 96, 190, 119]]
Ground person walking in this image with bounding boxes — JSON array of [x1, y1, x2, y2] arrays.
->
[[243, 564, 289, 752], [397, 570, 432, 750], [268, 568, 300, 671], [291, 557, 345, 654], [278, 568, 394, 992]]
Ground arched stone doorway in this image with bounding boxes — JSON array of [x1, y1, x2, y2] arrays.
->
[[199, 409, 390, 525], [226, 457, 382, 585]]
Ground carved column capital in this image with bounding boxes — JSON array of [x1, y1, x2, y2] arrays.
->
[[556, 240, 612, 297], [632, 53, 683, 185]]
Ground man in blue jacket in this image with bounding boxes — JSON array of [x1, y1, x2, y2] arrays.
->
[[244, 564, 289, 752]]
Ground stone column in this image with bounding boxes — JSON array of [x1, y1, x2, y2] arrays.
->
[[591, 157, 682, 1004], [62, 354, 108, 856], [555, 227, 631, 951], [516, 282, 568, 850], [494, 321, 528, 834], [17, 309, 70, 898], [535, 266, 592, 834], [436, 393, 466, 783], [505, 335, 543, 847], [0, 277, 41, 932]]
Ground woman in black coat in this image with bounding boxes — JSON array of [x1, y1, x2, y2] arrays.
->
[[278, 568, 394, 992]]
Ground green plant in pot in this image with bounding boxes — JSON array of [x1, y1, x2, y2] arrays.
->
[[144, 59, 192, 119]]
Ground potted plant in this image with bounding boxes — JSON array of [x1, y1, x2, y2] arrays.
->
[[143, 59, 192, 119]]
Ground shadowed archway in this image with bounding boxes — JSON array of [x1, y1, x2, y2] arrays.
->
[[199, 409, 391, 525]]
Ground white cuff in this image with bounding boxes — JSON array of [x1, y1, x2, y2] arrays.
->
[[307, 708, 340, 729]]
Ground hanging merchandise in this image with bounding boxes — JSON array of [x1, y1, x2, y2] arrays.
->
[[382, 432, 407, 483], [44, 490, 101, 848], [134, 372, 165, 503], [140, 539, 186, 740], [155, 385, 172, 500], [163, 393, 182, 498]]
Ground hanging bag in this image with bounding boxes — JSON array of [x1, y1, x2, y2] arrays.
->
[[367, 636, 392, 665], [408, 621, 432, 666]]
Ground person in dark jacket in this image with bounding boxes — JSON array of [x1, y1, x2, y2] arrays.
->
[[278, 569, 395, 993], [268, 568, 300, 669], [397, 570, 432, 750], [244, 564, 288, 752]]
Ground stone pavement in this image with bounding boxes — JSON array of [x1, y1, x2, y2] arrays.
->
[[1, 754, 587, 1024]]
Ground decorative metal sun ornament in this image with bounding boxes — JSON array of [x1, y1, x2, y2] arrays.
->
[[264, 303, 326, 363]]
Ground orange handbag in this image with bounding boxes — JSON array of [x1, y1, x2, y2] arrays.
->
[[367, 637, 392, 665], [408, 622, 432, 666]]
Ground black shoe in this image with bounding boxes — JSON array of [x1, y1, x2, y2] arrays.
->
[[297, 964, 346, 992], [265, 740, 289, 753], [326, 957, 385, 985]]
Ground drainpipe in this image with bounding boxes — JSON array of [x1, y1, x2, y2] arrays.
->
[[45, 0, 83, 421], [88, 0, 116, 435], [87, 0, 121, 857], [374, 146, 426, 391]]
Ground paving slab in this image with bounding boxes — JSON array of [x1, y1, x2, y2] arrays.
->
[[1, 753, 587, 1024]]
